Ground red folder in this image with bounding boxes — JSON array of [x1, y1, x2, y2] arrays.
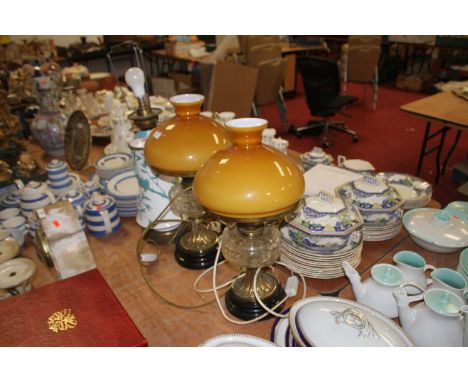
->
[[0, 269, 147, 346]]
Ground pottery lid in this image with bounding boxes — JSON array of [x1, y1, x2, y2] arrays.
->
[[402, 208, 468, 249], [289, 192, 363, 237], [0, 258, 36, 288], [201, 334, 276, 347], [289, 297, 414, 347], [337, 177, 403, 212], [84, 195, 114, 212], [424, 288, 464, 317]]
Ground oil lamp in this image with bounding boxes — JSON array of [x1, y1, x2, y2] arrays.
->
[[193, 118, 304, 320], [144, 94, 232, 269]]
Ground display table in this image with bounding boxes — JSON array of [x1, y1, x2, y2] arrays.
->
[[18, 141, 443, 346], [400, 91, 468, 184]]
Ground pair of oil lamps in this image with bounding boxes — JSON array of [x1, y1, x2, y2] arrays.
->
[[128, 69, 304, 320]]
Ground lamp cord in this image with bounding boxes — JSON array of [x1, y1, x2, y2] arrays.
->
[[137, 185, 229, 310]]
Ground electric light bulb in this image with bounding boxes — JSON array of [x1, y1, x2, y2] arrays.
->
[[125, 67, 146, 99]]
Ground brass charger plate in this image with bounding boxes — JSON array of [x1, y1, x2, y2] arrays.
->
[[65, 111, 91, 171]]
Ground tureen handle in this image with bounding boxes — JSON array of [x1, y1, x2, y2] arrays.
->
[[330, 308, 379, 339]]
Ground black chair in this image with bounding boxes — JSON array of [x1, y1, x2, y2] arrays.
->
[[290, 56, 358, 148]]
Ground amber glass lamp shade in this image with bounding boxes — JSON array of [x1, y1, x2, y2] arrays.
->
[[144, 94, 232, 177], [193, 118, 305, 221]]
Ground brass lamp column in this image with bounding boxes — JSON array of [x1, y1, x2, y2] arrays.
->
[[193, 118, 305, 320], [144, 94, 232, 269]]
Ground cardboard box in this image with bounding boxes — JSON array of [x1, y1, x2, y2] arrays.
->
[[404, 76, 431, 92], [169, 72, 196, 93], [165, 41, 205, 56]]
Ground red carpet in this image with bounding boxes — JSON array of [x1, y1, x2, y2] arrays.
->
[[260, 82, 468, 207]]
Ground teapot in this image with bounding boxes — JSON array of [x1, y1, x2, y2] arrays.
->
[[343, 261, 424, 318], [393, 287, 468, 347]]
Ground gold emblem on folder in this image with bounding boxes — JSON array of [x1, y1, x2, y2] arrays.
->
[[48, 309, 78, 333]]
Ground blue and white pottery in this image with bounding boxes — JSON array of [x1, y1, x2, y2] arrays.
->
[[130, 134, 180, 231], [83, 180, 102, 197], [84, 195, 120, 237], [337, 176, 403, 214], [0, 208, 21, 221], [300, 147, 334, 171], [284, 193, 363, 252], [95, 153, 133, 181], [59, 190, 88, 228], [1, 216, 28, 235], [19, 181, 55, 218], [0, 189, 20, 209], [46, 159, 68, 179]]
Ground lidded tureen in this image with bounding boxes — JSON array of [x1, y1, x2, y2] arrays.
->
[[284, 192, 363, 252], [337, 176, 403, 225]]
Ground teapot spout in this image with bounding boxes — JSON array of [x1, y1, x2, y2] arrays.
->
[[342, 261, 366, 301]]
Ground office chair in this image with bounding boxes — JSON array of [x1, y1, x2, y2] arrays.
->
[[290, 56, 358, 148]]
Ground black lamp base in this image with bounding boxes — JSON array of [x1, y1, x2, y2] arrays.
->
[[225, 284, 286, 321], [174, 236, 222, 270]]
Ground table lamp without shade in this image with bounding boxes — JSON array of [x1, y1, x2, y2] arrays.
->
[[193, 118, 305, 320]]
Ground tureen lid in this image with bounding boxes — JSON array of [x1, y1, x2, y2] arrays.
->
[[289, 192, 363, 236], [402, 208, 468, 249], [289, 297, 414, 347]]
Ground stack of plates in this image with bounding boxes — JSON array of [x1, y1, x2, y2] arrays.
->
[[105, 171, 139, 217], [377, 172, 432, 209], [336, 177, 404, 242], [362, 209, 403, 241], [0, 190, 20, 209], [280, 228, 363, 279], [95, 153, 133, 181], [457, 248, 468, 283]]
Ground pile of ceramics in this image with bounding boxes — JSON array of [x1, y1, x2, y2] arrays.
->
[[343, 248, 468, 347], [58, 190, 88, 228], [336, 176, 404, 242], [105, 170, 139, 217], [300, 147, 334, 171], [377, 172, 432, 209], [280, 192, 363, 279]]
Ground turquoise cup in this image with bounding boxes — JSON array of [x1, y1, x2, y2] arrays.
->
[[429, 267, 468, 300]]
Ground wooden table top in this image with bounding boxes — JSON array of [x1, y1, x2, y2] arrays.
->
[[400, 91, 468, 129], [20, 141, 443, 346]]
